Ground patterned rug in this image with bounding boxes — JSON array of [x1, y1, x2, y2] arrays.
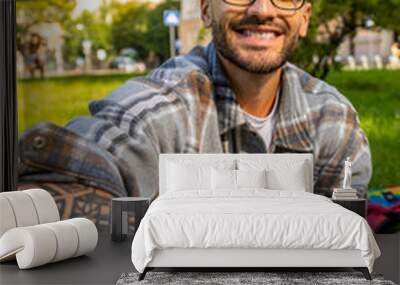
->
[[116, 271, 396, 285]]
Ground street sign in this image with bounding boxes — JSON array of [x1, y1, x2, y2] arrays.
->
[[163, 10, 180, 27]]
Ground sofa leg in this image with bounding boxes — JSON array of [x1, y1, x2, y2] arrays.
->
[[354, 267, 371, 280], [138, 268, 148, 281]]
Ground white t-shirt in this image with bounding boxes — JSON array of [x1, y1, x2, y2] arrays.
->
[[241, 91, 279, 151]]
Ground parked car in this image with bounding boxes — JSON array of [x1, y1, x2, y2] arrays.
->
[[109, 56, 146, 72], [120, 48, 138, 60]]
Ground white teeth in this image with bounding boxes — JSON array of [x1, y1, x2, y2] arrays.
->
[[243, 31, 277, 39]]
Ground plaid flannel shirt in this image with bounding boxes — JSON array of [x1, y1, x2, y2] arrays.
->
[[19, 42, 372, 199]]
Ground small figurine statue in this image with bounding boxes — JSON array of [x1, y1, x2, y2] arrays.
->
[[342, 157, 352, 190]]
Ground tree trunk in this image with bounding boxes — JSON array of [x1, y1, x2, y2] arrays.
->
[[349, 31, 357, 56]]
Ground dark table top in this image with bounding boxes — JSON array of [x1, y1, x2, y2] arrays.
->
[[0, 231, 134, 285]]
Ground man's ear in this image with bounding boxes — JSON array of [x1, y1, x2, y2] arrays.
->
[[201, 0, 212, 28], [299, 2, 312, 38]]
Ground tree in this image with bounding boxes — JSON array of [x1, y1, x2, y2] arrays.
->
[[16, 0, 76, 40], [16, 0, 76, 73], [63, 10, 112, 67], [291, 0, 400, 78], [110, 2, 150, 59], [373, 0, 400, 35], [144, 0, 180, 63], [110, 0, 179, 63]]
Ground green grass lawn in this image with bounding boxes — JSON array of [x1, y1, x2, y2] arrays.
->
[[17, 70, 400, 188], [325, 70, 400, 188], [17, 73, 140, 133]]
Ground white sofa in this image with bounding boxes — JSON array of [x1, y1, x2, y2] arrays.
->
[[0, 189, 98, 269]]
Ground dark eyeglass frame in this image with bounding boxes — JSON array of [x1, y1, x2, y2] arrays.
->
[[222, 0, 306, 11]]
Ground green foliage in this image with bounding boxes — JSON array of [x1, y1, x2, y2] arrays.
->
[[16, 0, 78, 66], [110, 0, 179, 62], [63, 10, 112, 66], [197, 27, 209, 44], [291, 0, 400, 78], [16, 0, 76, 35], [145, 0, 180, 62], [110, 2, 150, 59], [373, 0, 400, 34]]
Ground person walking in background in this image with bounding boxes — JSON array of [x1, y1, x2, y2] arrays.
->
[[23, 33, 47, 79], [391, 41, 400, 59], [389, 40, 400, 69]]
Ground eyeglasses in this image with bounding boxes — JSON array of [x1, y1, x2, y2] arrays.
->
[[223, 0, 306, 11]]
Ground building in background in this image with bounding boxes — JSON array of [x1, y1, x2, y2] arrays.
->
[[74, 0, 164, 17], [338, 29, 394, 61], [179, 0, 210, 54]]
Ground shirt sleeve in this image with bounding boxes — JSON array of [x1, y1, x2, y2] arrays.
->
[[70, 92, 188, 199], [72, 72, 215, 198], [313, 102, 372, 198], [19, 70, 219, 199]]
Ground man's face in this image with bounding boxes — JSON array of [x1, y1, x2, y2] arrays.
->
[[201, 0, 311, 74]]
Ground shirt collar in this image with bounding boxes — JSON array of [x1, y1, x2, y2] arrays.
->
[[241, 87, 280, 123], [203, 41, 310, 136], [205, 42, 246, 135]]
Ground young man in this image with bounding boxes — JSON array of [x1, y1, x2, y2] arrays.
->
[[19, 0, 371, 224]]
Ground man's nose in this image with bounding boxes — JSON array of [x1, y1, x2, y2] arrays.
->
[[247, 0, 278, 18]]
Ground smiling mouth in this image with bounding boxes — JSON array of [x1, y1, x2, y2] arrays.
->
[[233, 26, 285, 44]]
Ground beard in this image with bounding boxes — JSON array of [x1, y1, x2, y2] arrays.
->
[[211, 14, 299, 74]]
